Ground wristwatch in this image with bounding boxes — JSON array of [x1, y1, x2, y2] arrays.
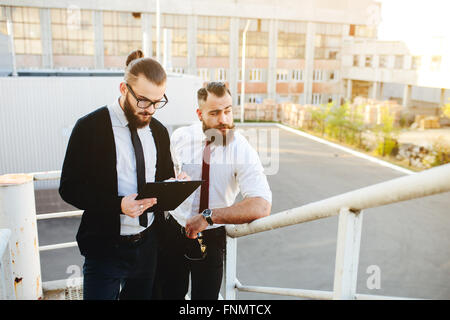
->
[[201, 209, 214, 226]]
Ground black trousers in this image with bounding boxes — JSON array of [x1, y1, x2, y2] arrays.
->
[[154, 215, 226, 300], [82, 223, 158, 300]]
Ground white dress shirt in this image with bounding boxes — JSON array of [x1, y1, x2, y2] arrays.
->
[[108, 98, 157, 235], [170, 122, 272, 229]]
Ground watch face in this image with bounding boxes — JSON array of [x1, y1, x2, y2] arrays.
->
[[203, 209, 213, 225]]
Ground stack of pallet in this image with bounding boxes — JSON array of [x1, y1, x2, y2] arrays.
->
[[233, 101, 280, 122], [245, 103, 257, 121], [297, 108, 313, 128], [415, 115, 440, 129], [261, 99, 277, 121], [351, 97, 402, 126], [364, 104, 379, 125]]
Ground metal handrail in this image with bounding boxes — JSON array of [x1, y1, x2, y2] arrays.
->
[[226, 163, 450, 238], [32, 171, 81, 252], [223, 163, 450, 300], [36, 210, 82, 220]]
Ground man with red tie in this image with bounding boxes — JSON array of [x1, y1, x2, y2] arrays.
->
[[154, 82, 272, 300]]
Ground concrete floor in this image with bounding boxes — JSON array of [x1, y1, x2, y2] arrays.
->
[[35, 125, 450, 300]]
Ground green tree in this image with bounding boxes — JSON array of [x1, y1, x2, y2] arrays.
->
[[373, 106, 399, 156], [325, 103, 350, 142], [309, 103, 332, 135], [442, 102, 450, 119]]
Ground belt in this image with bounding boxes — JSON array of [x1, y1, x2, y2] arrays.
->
[[118, 223, 154, 245]]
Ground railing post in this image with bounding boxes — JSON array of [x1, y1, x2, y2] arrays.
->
[[333, 207, 363, 300], [224, 235, 237, 300], [0, 174, 43, 299], [0, 229, 15, 300]]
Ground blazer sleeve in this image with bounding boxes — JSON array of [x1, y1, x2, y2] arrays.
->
[[58, 118, 123, 213]]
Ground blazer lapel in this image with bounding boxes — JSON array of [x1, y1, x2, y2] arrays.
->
[[149, 118, 162, 181]]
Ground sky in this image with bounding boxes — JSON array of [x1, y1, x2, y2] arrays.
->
[[376, 0, 450, 50]]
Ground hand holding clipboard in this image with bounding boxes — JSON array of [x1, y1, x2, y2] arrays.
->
[[135, 180, 203, 212]]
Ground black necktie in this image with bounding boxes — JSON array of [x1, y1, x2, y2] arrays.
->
[[129, 125, 148, 228]]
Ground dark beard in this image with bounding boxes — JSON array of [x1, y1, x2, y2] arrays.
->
[[123, 94, 153, 129], [203, 122, 236, 146]]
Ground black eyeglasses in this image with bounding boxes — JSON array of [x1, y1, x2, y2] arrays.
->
[[126, 83, 168, 110], [181, 226, 207, 261]]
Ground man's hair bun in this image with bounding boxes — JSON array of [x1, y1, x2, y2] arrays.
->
[[124, 49, 166, 86], [126, 49, 144, 67]]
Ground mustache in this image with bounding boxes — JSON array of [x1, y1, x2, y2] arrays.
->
[[138, 110, 154, 116], [215, 124, 235, 130]]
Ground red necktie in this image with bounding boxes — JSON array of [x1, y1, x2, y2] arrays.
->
[[198, 141, 211, 213]]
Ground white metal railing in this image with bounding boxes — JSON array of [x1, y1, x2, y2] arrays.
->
[[0, 229, 15, 300], [2, 162, 450, 299], [32, 171, 82, 253], [223, 163, 450, 300]]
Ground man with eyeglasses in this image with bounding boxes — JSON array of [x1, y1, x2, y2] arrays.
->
[[59, 50, 184, 299], [154, 82, 272, 300]]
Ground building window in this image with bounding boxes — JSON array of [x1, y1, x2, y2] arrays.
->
[[103, 11, 141, 56], [248, 94, 263, 104], [171, 67, 184, 74], [291, 69, 303, 82], [394, 55, 403, 69], [355, 25, 376, 38], [276, 69, 289, 82], [215, 68, 227, 81], [411, 56, 421, 70], [0, 7, 7, 35], [365, 55, 372, 67], [353, 55, 359, 67], [328, 70, 337, 81], [313, 70, 323, 81], [430, 55, 441, 71], [197, 16, 229, 57], [197, 68, 209, 82], [379, 55, 387, 68], [314, 34, 340, 60], [51, 8, 94, 56], [312, 93, 321, 105], [277, 21, 306, 59], [349, 24, 355, 36], [11, 7, 41, 54], [239, 18, 268, 58], [328, 50, 338, 60], [156, 14, 187, 58], [249, 68, 263, 82]]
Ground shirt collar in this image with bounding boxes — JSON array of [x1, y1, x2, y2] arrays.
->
[[111, 97, 129, 127]]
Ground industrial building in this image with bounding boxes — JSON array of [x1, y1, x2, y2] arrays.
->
[[1, 0, 448, 110], [0, 0, 380, 105]]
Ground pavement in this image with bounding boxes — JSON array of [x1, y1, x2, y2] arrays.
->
[[35, 124, 450, 300]]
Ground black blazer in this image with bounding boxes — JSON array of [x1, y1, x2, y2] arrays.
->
[[59, 106, 174, 258]]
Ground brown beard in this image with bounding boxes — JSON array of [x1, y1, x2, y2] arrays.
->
[[123, 94, 154, 129], [202, 122, 236, 146]]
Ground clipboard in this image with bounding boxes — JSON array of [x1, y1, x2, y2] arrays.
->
[[136, 180, 203, 212]]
